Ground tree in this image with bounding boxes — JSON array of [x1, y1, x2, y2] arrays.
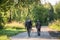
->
[[0, 0, 14, 29], [54, 2, 60, 19], [13, 0, 41, 21], [44, 2, 54, 22], [48, 3, 54, 22], [32, 3, 48, 25]]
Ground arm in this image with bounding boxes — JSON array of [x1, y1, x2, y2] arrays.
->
[[25, 21, 27, 28]]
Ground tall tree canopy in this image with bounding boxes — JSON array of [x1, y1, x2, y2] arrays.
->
[[54, 2, 60, 19]]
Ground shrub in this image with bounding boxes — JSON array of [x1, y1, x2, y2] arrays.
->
[[0, 35, 10, 40], [4, 21, 25, 29], [48, 19, 60, 31], [0, 12, 8, 29]]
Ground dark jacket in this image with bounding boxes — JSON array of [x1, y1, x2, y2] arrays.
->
[[25, 20, 32, 29], [36, 21, 41, 29]]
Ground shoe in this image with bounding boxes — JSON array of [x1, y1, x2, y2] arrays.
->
[[38, 34, 40, 36]]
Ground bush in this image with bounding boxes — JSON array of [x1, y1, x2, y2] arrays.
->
[[0, 12, 8, 29], [4, 21, 25, 29], [48, 19, 60, 31], [0, 35, 10, 40], [0, 23, 4, 29]]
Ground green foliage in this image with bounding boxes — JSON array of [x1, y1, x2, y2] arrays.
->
[[4, 22, 25, 29], [0, 0, 14, 29], [0, 28, 26, 40], [0, 28, 26, 36], [32, 4, 48, 25], [32, 5, 42, 21], [9, 0, 41, 22], [0, 0, 14, 12], [49, 19, 60, 31], [0, 35, 10, 40], [0, 12, 8, 29], [44, 2, 54, 22], [1, 0, 60, 26], [54, 2, 60, 19]]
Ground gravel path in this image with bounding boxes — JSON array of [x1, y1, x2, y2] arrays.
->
[[10, 26, 59, 40]]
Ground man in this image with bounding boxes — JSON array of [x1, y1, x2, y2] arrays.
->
[[35, 20, 41, 36], [25, 19, 32, 37]]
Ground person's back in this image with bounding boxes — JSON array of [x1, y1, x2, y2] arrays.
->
[[36, 21, 41, 29], [25, 19, 32, 37], [35, 20, 41, 36], [25, 20, 32, 29]]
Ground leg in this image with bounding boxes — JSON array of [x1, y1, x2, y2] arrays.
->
[[37, 28, 40, 36], [27, 28, 31, 37]]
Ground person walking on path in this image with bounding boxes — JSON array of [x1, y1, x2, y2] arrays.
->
[[35, 20, 41, 36], [25, 19, 32, 37]]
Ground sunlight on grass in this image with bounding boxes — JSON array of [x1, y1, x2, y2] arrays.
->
[[0, 28, 26, 40], [5, 28, 16, 30], [0, 28, 26, 36], [5, 21, 25, 28], [0, 21, 26, 40], [49, 20, 60, 31], [0, 35, 10, 40]]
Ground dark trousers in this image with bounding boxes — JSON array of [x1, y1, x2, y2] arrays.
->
[[37, 28, 41, 36], [27, 28, 31, 37]]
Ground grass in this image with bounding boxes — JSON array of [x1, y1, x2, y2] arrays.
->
[[48, 20, 60, 31], [0, 21, 26, 40], [0, 28, 26, 40], [0, 28, 26, 36], [5, 21, 25, 28], [0, 35, 10, 40]]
